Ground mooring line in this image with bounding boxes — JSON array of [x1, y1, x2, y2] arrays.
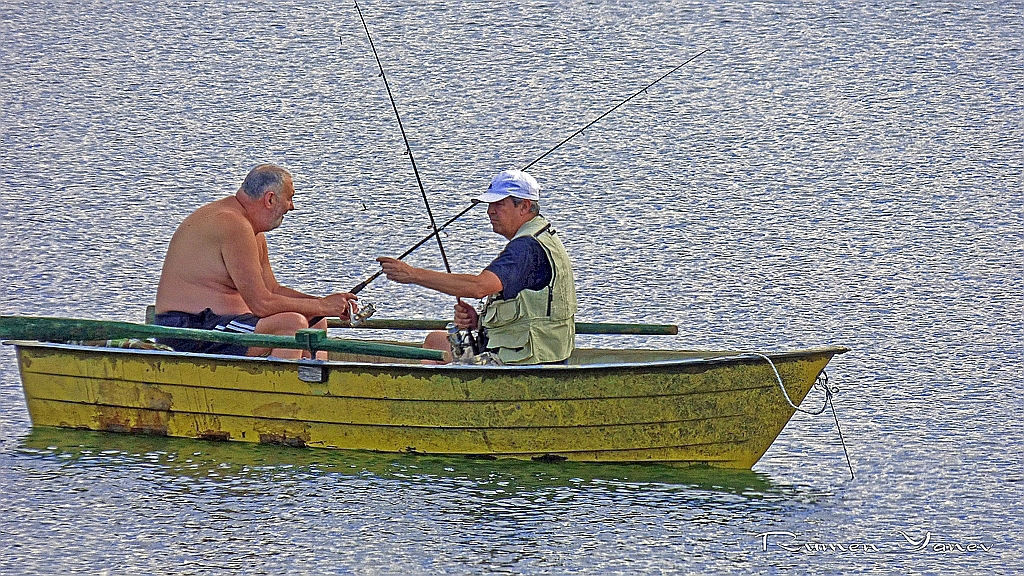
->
[[750, 352, 855, 480]]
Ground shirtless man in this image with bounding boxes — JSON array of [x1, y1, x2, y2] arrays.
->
[[154, 164, 356, 359]]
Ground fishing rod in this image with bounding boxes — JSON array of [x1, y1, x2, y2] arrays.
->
[[350, 47, 709, 295], [350, 1, 477, 348], [523, 48, 708, 171], [350, 203, 475, 294], [353, 0, 452, 277]]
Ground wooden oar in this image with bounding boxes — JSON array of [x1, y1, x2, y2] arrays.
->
[[0, 316, 445, 361], [327, 318, 679, 335]]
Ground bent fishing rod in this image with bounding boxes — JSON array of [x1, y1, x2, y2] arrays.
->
[[353, 0, 452, 278], [310, 1, 455, 327], [350, 47, 709, 295], [350, 1, 479, 348]]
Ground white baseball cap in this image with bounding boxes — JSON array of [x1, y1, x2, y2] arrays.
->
[[472, 169, 541, 203]]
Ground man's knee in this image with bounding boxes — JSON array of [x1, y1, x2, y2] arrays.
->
[[421, 330, 452, 365], [255, 312, 309, 336], [423, 330, 450, 352]]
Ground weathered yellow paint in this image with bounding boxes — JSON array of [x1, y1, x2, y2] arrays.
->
[[12, 341, 846, 469], [26, 372, 797, 429]]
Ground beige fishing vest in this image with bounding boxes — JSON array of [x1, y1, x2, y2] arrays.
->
[[481, 216, 577, 364]]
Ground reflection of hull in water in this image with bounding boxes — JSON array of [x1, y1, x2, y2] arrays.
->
[[11, 341, 847, 469], [20, 426, 780, 495]]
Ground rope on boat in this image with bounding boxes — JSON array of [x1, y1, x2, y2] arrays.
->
[[751, 353, 855, 480]]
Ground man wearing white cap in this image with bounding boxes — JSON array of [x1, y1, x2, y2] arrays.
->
[[376, 169, 577, 364]]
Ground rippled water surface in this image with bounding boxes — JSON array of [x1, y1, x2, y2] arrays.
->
[[2, 0, 1022, 573]]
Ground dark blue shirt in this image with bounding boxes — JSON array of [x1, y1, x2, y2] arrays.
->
[[484, 236, 552, 300]]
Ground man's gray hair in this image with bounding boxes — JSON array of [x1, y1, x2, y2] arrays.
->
[[239, 164, 290, 200], [511, 197, 541, 216]]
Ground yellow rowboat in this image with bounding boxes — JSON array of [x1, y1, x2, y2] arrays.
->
[[3, 316, 848, 469]]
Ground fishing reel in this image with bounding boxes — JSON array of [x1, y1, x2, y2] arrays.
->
[[349, 301, 377, 327], [446, 323, 501, 365], [446, 322, 476, 362]]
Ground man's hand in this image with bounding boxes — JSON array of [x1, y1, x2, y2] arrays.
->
[[375, 256, 502, 300], [376, 256, 418, 284], [323, 292, 358, 321], [454, 299, 479, 330]]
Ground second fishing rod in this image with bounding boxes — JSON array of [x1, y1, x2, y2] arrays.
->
[[353, 0, 451, 277], [310, 0, 455, 328], [352, 0, 485, 351]]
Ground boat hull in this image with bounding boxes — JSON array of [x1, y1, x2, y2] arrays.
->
[[12, 342, 846, 469]]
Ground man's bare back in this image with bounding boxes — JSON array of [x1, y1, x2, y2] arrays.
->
[[156, 196, 259, 316], [154, 164, 355, 358]]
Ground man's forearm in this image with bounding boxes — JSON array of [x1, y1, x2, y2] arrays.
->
[[413, 269, 499, 300], [245, 294, 324, 318], [273, 285, 316, 300]]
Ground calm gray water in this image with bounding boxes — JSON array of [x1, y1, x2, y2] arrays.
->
[[2, 0, 1022, 573]]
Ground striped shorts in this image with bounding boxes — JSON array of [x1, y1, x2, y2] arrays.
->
[[153, 308, 260, 356]]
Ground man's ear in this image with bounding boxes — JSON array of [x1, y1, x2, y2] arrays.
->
[[262, 191, 276, 209]]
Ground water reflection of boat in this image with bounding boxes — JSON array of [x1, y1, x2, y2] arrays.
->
[[19, 426, 781, 495], [8, 338, 846, 470]]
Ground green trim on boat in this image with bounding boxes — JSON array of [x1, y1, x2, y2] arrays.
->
[[0, 316, 444, 361]]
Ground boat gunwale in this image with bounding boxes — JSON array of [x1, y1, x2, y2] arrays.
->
[[4, 339, 849, 372]]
